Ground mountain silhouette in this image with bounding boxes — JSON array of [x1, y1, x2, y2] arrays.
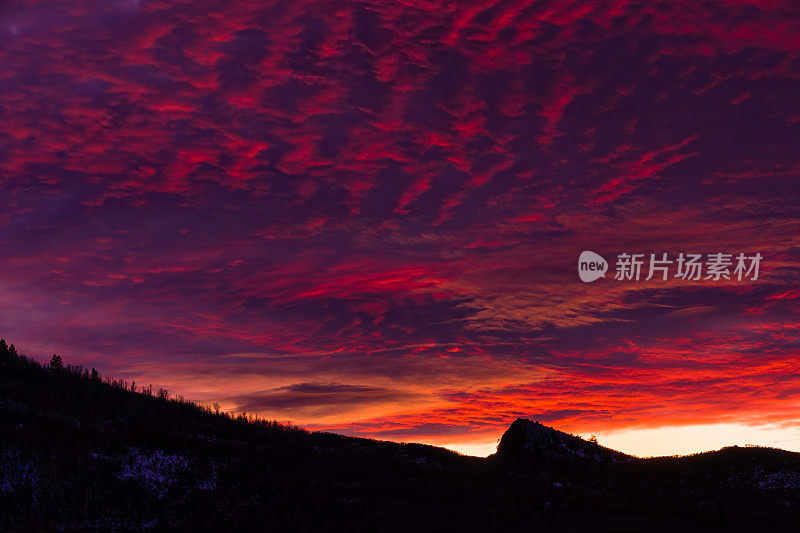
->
[[495, 418, 630, 463], [2, 344, 800, 531]]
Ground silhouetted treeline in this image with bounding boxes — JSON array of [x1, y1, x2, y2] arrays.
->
[[2, 338, 800, 532], [0, 339, 297, 430]]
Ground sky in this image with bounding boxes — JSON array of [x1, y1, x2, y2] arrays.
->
[[1, 0, 799, 457]]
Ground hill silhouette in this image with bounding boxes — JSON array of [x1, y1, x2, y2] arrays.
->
[[2, 341, 799, 531], [495, 418, 631, 463]]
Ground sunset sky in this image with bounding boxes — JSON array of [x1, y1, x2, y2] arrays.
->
[[1, 0, 799, 457]]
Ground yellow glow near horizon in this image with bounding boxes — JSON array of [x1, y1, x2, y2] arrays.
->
[[591, 423, 800, 458], [440, 423, 800, 458], [440, 440, 500, 457]]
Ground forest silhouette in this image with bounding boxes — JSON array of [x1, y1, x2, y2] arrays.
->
[[2, 340, 799, 531]]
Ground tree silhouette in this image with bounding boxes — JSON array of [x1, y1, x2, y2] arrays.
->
[[49, 354, 64, 371], [90, 367, 100, 381]]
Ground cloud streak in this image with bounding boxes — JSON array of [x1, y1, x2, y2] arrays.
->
[[0, 0, 798, 452]]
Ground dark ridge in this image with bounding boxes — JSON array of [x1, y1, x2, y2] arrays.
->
[[495, 418, 631, 463], [2, 341, 800, 532]]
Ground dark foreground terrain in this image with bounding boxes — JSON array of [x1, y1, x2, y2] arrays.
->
[[1, 344, 799, 532]]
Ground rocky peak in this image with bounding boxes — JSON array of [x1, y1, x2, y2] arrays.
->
[[494, 418, 628, 463]]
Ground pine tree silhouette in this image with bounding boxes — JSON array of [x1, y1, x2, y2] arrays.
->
[[49, 354, 64, 371]]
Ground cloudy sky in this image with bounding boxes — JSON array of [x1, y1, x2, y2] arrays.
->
[[1, 0, 799, 456]]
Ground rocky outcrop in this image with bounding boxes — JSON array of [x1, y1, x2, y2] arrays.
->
[[494, 418, 629, 464]]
